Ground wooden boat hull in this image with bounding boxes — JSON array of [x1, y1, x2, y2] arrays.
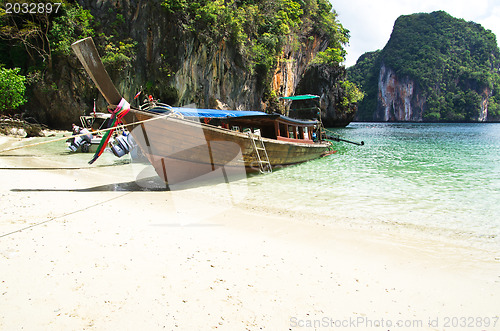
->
[[124, 109, 331, 184], [71, 37, 332, 185]]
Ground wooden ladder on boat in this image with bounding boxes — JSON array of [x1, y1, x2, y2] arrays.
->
[[248, 133, 272, 173]]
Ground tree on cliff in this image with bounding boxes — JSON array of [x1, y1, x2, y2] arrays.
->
[[0, 66, 26, 112], [158, 0, 362, 124], [0, 0, 361, 127], [160, 0, 352, 98], [348, 11, 500, 122], [0, 1, 136, 127]]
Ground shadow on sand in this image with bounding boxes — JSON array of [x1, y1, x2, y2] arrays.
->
[[11, 176, 171, 192]]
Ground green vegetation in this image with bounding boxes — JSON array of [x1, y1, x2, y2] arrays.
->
[[101, 36, 137, 72], [49, 3, 94, 56], [0, 0, 359, 124], [312, 47, 346, 65], [347, 50, 381, 120], [0, 1, 132, 75], [0, 1, 94, 69], [0, 0, 135, 118], [340, 80, 364, 108], [348, 11, 500, 121], [0, 66, 26, 112], [161, 0, 352, 94]]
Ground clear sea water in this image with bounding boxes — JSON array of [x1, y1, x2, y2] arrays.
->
[[244, 123, 500, 252], [2, 123, 499, 252]]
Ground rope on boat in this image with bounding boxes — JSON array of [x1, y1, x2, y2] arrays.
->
[[0, 112, 170, 155]]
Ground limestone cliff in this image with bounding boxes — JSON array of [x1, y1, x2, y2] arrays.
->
[[12, 0, 354, 128], [272, 36, 328, 100], [75, 0, 329, 111], [348, 11, 500, 122], [376, 64, 424, 121], [25, 56, 99, 128], [291, 64, 357, 127]]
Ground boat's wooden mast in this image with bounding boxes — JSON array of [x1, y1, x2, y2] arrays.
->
[[71, 37, 122, 106]]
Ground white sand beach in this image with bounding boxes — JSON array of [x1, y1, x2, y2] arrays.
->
[[0, 135, 499, 330]]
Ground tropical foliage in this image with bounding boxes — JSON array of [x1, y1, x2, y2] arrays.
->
[[0, 1, 132, 73], [347, 50, 381, 120], [161, 0, 350, 87], [340, 80, 364, 108], [312, 47, 346, 65], [49, 3, 94, 56], [0, 0, 359, 122], [101, 37, 137, 72], [0, 66, 26, 112]]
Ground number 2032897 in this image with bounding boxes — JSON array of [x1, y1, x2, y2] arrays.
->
[[5, 2, 62, 14]]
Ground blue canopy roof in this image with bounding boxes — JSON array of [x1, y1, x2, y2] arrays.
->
[[149, 105, 267, 118]]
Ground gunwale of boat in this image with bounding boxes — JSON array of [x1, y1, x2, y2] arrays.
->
[[126, 106, 331, 149]]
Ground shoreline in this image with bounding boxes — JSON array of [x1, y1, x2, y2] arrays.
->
[[236, 196, 500, 260], [1, 135, 499, 329]]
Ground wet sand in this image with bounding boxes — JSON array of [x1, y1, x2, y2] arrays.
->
[[0, 135, 499, 330]]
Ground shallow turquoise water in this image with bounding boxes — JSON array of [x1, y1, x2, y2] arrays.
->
[[2, 124, 498, 250], [244, 123, 500, 250]]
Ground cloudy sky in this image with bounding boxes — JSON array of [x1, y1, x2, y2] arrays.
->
[[331, 0, 500, 67]]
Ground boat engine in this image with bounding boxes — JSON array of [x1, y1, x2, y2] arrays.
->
[[68, 134, 92, 152], [68, 125, 93, 152], [110, 133, 132, 157]]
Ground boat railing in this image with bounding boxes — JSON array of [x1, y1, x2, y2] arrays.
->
[[139, 102, 172, 112]]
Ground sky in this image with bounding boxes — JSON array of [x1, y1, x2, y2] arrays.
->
[[331, 0, 500, 67]]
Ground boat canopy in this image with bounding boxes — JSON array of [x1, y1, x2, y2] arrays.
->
[[280, 94, 320, 101], [149, 105, 267, 118], [223, 114, 317, 126], [145, 103, 317, 126]]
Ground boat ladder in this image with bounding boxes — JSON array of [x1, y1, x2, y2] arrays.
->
[[248, 133, 272, 173]]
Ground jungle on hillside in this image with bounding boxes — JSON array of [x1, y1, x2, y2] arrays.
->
[[0, 0, 362, 128], [348, 11, 500, 122]]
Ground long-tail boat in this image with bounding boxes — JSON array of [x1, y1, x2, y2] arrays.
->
[[71, 37, 333, 185]]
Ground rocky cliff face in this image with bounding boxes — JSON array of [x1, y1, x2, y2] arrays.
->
[[272, 36, 328, 100], [349, 11, 500, 122], [78, 0, 330, 112], [24, 0, 348, 128], [376, 64, 425, 121], [375, 63, 496, 122], [375, 63, 494, 122], [25, 57, 98, 128], [479, 87, 491, 121], [291, 64, 357, 127], [170, 39, 259, 110]]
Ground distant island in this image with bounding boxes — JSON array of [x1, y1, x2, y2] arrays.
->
[[348, 10, 500, 122]]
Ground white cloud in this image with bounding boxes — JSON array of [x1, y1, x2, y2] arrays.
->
[[477, 6, 500, 41], [332, 0, 500, 67]]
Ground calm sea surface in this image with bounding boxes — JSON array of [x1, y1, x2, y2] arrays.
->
[[3, 122, 499, 251], [244, 123, 500, 251]]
